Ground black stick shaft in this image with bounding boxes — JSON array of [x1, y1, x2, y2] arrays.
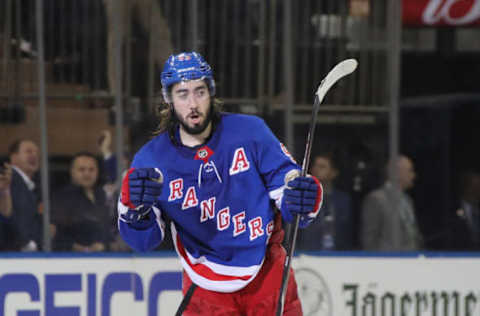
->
[[175, 283, 197, 316], [276, 94, 321, 316], [300, 94, 321, 177]]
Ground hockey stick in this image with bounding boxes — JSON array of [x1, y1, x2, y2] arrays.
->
[[175, 283, 197, 316], [276, 59, 358, 316]]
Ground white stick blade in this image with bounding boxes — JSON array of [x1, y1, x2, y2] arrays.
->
[[316, 58, 358, 103]]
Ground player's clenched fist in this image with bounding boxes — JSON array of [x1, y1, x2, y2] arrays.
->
[[120, 168, 163, 228], [280, 175, 323, 226], [121, 167, 163, 209]]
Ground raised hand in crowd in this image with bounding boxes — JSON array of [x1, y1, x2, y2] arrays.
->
[[98, 130, 113, 159]]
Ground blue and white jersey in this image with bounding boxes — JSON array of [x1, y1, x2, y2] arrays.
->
[[118, 113, 302, 292]]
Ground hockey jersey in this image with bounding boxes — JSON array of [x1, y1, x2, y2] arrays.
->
[[118, 113, 310, 292]]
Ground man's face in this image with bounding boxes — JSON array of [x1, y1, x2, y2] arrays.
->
[[10, 140, 39, 177], [397, 156, 416, 190], [310, 156, 337, 184], [71, 156, 99, 189], [171, 79, 212, 135]]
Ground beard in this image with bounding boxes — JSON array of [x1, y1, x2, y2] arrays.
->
[[174, 104, 213, 135]]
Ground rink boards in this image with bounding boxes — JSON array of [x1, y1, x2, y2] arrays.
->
[[0, 252, 478, 316]]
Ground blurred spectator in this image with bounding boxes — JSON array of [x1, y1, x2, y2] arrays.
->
[[97, 129, 129, 185], [0, 162, 13, 250], [0, 163, 12, 218], [450, 170, 480, 250], [96, 129, 174, 251], [103, 0, 173, 94], [3, 139, 44, 251], [361, 155, 423, 251], [51, 152, 113, 252], [297, 153, 354, 251], [97, 130, 132, 252], [97, 129, 129, 209]]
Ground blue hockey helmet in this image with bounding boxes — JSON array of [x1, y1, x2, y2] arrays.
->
[[161, 52, 216, 103]]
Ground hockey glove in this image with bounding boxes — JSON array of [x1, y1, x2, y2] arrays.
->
[[120, 167, 163, 229], [280, 175, 323, 225], [120, 207, 157, 230]]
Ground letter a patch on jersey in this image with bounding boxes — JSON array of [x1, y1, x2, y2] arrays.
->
[[229, 147, 250, 175], [182, 186, 198, 210]]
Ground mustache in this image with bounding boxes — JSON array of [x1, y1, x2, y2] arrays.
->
[[188, 110, 203, 117]]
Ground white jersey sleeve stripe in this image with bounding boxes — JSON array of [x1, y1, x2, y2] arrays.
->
[[269, 186, 285, 209]]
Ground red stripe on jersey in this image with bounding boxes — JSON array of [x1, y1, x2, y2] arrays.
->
[[311, 175, 323, 216], [176, 235, 252, 282]]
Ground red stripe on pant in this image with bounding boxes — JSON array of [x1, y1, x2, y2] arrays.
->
[[181, 242, 303, 316]]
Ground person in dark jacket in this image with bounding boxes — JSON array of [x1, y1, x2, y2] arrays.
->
[[450, 170, 480, 250], [51, 152, 113, 252], [297, 153, 354, 251], [2, 139, 44, 251]]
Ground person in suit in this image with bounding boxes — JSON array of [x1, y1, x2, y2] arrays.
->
[[450, 170, 480, 250], [51, 152, 114, 252], [4, 139, 43, 251], [297, 153, 354, 251], [361, 155, 423, 251]]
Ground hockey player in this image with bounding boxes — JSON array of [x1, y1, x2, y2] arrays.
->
[[118, 51, 323, 315]]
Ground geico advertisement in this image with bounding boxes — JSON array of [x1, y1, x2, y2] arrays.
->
[[0, 254, 479, 316], [0, 256, 183, 316]]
